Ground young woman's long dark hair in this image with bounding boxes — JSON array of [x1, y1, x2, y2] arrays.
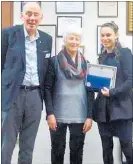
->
[[98, 21, 122, 64]]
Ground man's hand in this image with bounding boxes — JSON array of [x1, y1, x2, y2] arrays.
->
[[101, 87, 110, 97], [83, 118, 92, 133], [47, 114, 57, 131]]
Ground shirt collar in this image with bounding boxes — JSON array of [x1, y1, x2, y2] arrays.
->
[[23, 25, 39, 40]]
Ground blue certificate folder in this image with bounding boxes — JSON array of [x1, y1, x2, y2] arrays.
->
[[86, 75, 111, 89], [86, 63, 117, 90]]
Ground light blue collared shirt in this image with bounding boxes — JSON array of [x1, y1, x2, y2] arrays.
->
[[22, 26, 40, 86]]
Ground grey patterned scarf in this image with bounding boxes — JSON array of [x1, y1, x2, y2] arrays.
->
[[57, 48, 87, 79]]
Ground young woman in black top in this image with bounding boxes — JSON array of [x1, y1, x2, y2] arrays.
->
[[93, 21, 132, 164]]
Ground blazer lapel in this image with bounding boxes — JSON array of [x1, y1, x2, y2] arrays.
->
[[19, 25, 26, 64]]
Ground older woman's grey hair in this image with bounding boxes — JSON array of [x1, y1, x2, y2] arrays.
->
[[63, 26, 83, 43]]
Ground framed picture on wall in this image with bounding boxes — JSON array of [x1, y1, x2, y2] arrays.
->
[[21, 1, 27, 12], [21, 1, 41, 12], [127, 2, 133, 33], [38, 25, 56, 57], [98, 2, 118, 17], [79, 45, 84, 55], [97, 25, 102, 55], [55, 2, 85, 14], [57, 16, 82, 37]]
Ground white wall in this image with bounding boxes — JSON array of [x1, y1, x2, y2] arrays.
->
[[13, 2, 131, 163], [13, 1, 132, 63]]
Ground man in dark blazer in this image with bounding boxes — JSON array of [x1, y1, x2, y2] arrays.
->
[[1, 2, 52, 164]]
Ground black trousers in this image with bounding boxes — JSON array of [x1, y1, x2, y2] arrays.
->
[[100, 135, 132, 164], [98, 120, 132, 164], [50, 123, 85, 164]]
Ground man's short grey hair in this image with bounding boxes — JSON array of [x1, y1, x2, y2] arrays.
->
[[63, 25, 83, 42], [22, 2, 41, 13]]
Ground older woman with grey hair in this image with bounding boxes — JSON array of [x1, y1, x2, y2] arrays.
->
[[44, 26, 94, 164]]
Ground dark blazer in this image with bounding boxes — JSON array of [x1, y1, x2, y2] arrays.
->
[[93, 48, 133, 122], [2, 25, 52, 111]]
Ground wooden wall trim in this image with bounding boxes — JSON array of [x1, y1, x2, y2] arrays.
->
[[2, 1, 13, 28]]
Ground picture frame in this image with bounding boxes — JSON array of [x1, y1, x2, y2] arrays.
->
[[79, 45, 84, 55], [97, 25, 102, 55], [38, 25, 56, 57], [98, 2, 118, 17], [21, 1, 41, 12], [127, 2, 133, 33], [55, 1, 85, 14], [57, 16, 82, 37], [21, 1, 27, 12], [86, 63, 117, 89]]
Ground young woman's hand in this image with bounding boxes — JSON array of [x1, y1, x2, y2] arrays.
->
[[101, 87, 110, 97]]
